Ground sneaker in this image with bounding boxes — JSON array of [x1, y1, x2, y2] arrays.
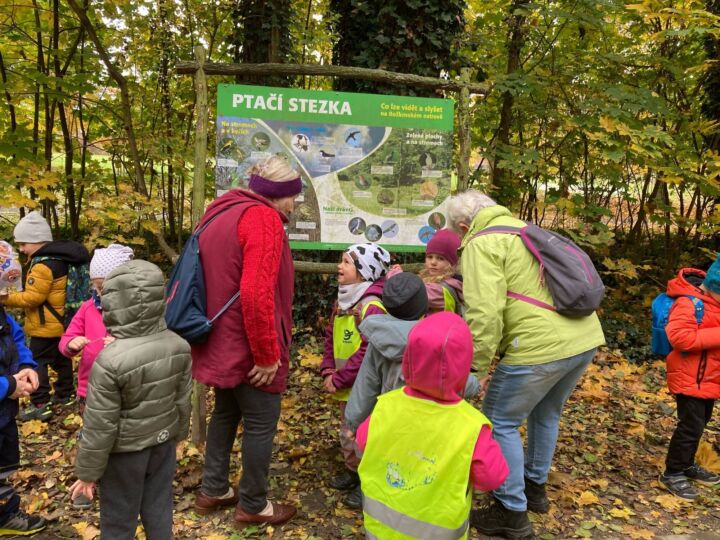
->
[[343, 486, 362, 509], [0, 509, 46, 536], [327, 470, 360, 491], [524, 477, 549, 514], [658, 473, 699, 500], [19, 403, 53, 422], [50, 394, 76, 408], [72, 493, 93, 510], [470, 498, 534, 539], [684, 464, 720, 486]]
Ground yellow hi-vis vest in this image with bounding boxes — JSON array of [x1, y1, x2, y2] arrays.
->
[[442, 284, 458, 314], [359, 388, 490, 540], [332, 298, 385, 401]]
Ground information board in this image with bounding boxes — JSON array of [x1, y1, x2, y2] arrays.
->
[[216, 84, 454, 250]]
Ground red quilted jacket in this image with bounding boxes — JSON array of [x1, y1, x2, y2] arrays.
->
[[665, 268, 720, 399]]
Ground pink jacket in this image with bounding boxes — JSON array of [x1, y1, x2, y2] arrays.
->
[[59, 298, 108, 398], [357, 311, 508, 491]]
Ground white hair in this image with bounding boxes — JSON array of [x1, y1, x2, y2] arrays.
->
[[446, 190, 497, 234], [249, 155, 299, 182]]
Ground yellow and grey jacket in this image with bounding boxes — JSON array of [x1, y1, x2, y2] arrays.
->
[[1, 241, 89, 338]]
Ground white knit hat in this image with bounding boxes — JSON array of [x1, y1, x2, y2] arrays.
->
[[90, 243, 134, 279], [13, 211, 53, 243]]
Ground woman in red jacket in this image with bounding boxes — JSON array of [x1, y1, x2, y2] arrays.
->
[[660, 260, 720, 500]]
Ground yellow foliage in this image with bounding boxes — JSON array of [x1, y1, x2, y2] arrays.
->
[[609, 506, 635, 519], [654, 494, 683, 511], [695, 440, 720, 473], [298, 346, 323, 368], [19, 419, 48, 437], [577, 490, 599, 506]]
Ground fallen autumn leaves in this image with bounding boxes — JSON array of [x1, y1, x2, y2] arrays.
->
[[12, 346, 720, 539]]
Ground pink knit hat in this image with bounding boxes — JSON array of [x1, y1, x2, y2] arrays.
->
[[426, 229, 461, 266]]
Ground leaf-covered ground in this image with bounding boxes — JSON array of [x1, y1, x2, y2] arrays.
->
[[13, 346, 720, 539]]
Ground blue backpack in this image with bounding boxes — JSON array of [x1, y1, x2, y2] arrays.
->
[[165, 210, 240, 343], [651, 293, 704, 356]]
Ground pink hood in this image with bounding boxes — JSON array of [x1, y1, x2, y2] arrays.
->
[[402, 312, 472, 402]]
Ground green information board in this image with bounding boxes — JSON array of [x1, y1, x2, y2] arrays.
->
[[216, 84, 455, 251]]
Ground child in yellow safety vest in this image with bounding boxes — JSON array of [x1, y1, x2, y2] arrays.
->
[[390, 228, 464, 314], [356, 312, 508, 540], [320, 242, 390, 507]]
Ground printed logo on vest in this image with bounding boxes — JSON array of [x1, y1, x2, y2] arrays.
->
[[157, 429, 170, 443], [343, 329, 353, 342]]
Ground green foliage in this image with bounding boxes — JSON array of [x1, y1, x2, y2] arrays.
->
[[329, 0, 467, 95]]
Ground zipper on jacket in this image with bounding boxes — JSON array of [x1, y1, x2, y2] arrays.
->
[[696, 350, 708, 389]]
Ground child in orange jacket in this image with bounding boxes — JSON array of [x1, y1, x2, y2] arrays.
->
[[659, 259, 720, 500]]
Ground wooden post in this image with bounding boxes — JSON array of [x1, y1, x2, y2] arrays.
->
[[191, 45, 208, 448], [457, 68, 472, 193]]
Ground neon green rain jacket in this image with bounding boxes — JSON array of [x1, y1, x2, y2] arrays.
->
[[459, 205, 605, 377]]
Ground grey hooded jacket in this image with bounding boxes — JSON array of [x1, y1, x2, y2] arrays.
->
[[344, 315, 480, 430], [75, 260, 192, 482]]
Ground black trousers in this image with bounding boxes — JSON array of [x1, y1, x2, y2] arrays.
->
[[201, 384, 281, 514], [30, 336, 74, 405], [99, 441, 175, 540], [665, 394, 715, 474]]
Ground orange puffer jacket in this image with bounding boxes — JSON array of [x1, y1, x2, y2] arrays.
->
[[665, 268, 720, 399]]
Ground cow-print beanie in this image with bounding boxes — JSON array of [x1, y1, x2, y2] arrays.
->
[[346, 243, 391, 282]]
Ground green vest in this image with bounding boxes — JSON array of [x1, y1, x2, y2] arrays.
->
[[359, 389, 489, 539], [332, 298, 385, 401], [442, 284, 458, 314]]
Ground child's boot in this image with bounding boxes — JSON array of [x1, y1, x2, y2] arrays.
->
[[0, 510, 46, 536], [470, 498, 534, 539], [327, 470, 359, 491], [343, 486, 362, 509]]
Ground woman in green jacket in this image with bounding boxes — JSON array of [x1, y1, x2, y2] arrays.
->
[[447, 190, 605, 539]]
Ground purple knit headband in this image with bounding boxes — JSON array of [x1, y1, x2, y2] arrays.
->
[[248, 173, 302, 199]]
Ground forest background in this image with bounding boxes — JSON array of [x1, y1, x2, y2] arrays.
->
[[2, 1, 720, 539], [1, 0, 719, 353]]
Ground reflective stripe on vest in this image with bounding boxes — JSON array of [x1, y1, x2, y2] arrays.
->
[[363, 494, 469, 540], [332, 299, 385, 401], [359, 389, 489, 539]]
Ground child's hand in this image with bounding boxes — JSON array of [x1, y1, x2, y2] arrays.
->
[[102, 336, 116, 346], [16, 368, 39, 391], [70, 479, 95, 502], [68, 336, 90, 352], [323, 375, 337, 393], [10, 376, 33, 399]]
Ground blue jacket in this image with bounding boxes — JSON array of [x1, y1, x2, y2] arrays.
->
[[0, 313, 35, 425]]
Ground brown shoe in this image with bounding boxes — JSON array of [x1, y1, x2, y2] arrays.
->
[[234, 502, 297, 528], [194, 488, 239, 515]]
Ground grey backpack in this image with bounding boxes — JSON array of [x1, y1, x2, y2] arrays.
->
[[473, 224, 605, 317]]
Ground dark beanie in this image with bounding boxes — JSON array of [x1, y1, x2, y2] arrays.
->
[[382, 272, 428, 321]]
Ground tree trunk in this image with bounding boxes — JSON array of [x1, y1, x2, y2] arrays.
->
[[492, 1, 527, 206]]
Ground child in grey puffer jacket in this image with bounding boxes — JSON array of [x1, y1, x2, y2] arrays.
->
[[345, 272, 480, 432], [70, 260, 192, 540]]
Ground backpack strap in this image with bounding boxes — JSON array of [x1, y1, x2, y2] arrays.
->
[[471, 224, 552, 307], [28, 256, 67, 326], [195, 201, 254, 317], [685, 296, 704, 325]]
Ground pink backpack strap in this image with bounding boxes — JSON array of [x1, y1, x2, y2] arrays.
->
[[507, 291, 556, 312], [470, 225, 545, 286]]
